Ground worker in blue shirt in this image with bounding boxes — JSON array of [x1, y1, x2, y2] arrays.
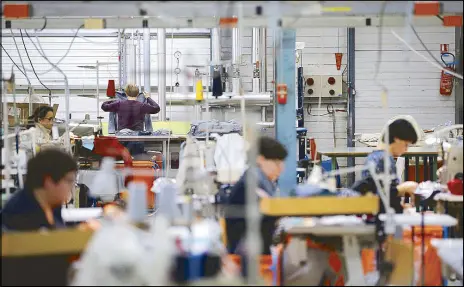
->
[[1, 149, 78, 231], [354, 118, 420, 213], [225, 136, 288, 255]]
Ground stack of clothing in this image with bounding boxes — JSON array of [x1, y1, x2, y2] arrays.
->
[[295, 184, 360, 198], [188, 120, 242, 137], [115, 129, 172, 137]]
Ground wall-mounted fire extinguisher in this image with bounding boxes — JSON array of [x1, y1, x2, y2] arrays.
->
[[277, 84, 288, 105], [439, 44, 455, 97]]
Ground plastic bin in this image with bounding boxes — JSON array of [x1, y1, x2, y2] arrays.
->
[[227, 255, 274, 285], [403, 226, 443, 286]]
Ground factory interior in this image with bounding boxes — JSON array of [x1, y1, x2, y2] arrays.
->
[[1, 1, 464, 286]]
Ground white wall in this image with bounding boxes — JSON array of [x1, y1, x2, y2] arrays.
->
[[2, 26, 457, 153], [355, 26, 456, 133], [297, 28, 348, 162]]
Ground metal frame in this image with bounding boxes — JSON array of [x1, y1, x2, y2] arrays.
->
[[2, 16, 460, 30], [276, 29, 297, 195], [455, 26, 463, 125], [2, 1, 462, 18], [346, 27, 355, 186]]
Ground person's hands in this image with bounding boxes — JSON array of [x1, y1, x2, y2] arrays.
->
[[143, 91, 150, 98], [397, 181, 418, 202], [69, 131, 77, 139]]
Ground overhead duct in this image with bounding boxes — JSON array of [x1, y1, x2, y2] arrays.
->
[[232, 27, 241, 95], [253, 27, 271, 124], [127, 41, 137, 85], [157, 28, 166, 121], [143, 26, 151, 94], [211, 28, 221, 65], [136, 31, 142, 88], [162, 93, 271, 106]]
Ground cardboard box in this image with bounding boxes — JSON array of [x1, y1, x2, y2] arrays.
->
[[7, 103, 59, 126]]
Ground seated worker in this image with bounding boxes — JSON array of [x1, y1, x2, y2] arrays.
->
[[22, 106, 74, 153], [1, 149, 78, 231], [101, 84, 160, 156], [225, 136, 287, 255], [353, 118, 419, 213], [101, 83, 160, 132]]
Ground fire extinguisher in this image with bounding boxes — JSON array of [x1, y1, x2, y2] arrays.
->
[[277, 84, 288, 105], [439, 44, 455, 97]]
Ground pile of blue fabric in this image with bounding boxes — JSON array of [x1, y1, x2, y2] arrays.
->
[[295, 184, 360, 198], [115, 128, 172, 136], [188, 120, 242, 137]]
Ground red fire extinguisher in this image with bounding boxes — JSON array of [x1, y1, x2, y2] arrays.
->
[[439, 44, 455, 97], [277, 84, 288, 105]]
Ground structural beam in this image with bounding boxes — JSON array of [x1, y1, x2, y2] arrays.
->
[[2, 16, 461, 30], [346, 28, 356, 186], [456, 26, 463, 124], [157, 28, 166, 121], [3, 1, 462, 18], [143, 26, 151, 94], [275, 29, 297, 196]]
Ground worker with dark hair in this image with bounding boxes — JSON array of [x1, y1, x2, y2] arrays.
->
[[354, 118, 420, 213], [23, 105, 74, 152], [225, 136, 288, 255], [1, 149, 78, 231]]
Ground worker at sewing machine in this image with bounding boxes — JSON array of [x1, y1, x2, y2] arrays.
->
[[353, 118, 420, 213], [225, 136, 287, 255], [22, 106, 75, 153], [101, 84, 160, 155], [1, 149, 78, 231]]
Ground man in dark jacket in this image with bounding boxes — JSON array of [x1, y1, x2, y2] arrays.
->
[[225, 136, 287, 255], [2, 149, 78, 231]]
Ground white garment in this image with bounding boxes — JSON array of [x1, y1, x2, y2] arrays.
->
[[20, 123, 66, 154]]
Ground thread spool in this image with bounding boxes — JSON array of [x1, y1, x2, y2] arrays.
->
[[127, 181, 148, 223], [195, 79, 204, 102], [52, 126, 59, 140]]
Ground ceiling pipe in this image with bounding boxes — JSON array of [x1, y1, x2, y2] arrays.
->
[[156, 93, 271, 106], [254, 27, 273, 126], [143, 25, 151, 94], [157, 28, 166, 121], [232, 27, 241, 95]]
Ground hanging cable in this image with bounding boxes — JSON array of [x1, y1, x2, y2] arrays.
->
[[9, 28, 32, 87], [409, 24, 444, 67], [306, 104, 339, 117], [20, 29, 52, 95], [1, 45, 29, 79], [21, 25, 84, 76], [373, 1, 388, 82], [391, 30, 463, 80]]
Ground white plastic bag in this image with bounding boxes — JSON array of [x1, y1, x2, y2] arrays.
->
[[214, 133, 246, 183]]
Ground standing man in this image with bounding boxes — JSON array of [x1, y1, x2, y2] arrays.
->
[[101, 83, 160, 132]]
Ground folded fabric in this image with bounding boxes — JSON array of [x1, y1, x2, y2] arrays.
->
[[188, 120, 242, 137], [295, 184, 360, 198], [115, 129, 172, 137]]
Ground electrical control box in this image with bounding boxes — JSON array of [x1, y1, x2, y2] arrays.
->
[[303, 75, 321, 98], [321, 75, 343, 97], [304, 75, 343, 97]]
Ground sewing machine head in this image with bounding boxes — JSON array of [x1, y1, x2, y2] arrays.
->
[[443, 144, 463, 183]]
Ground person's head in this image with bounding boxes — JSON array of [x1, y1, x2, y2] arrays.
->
[[25, 149, 78, 207], [125, 84, 139, 99], [256, 136, 288, 182], [30, 106, 55, 130], [382, 119, 418, 157]]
